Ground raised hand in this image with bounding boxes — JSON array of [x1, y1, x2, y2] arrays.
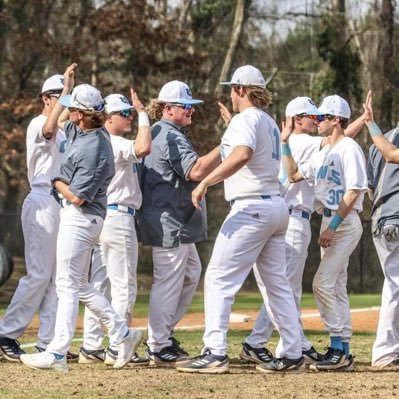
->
[[218, 102, 232, 126], [130, 89, 146, 113], [63, 63, 77, 93], [362, 90, 373, 124], [281, 116, 294, 143]]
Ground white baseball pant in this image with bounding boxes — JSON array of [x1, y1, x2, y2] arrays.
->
[[46, 205, 128, 355], [0, 188, 59, 349], [82, 210, 138, 350], [372, 234, 399, 367], [245, 215, 312, 353], [147, 243, 201, 352], [312, 212, 363, 340], [203, 197, 302, 358], [81, 243, 109, 350]]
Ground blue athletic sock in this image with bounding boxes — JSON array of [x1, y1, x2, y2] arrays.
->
[[53, 353, 65, 360], [330, 336, 343, 351], [342, 342, 350, 358]]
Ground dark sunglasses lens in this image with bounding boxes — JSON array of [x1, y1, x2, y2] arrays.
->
[[119, 110, 132, 118]]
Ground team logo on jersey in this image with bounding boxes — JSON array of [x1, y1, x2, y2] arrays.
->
[[119, 96, 130, 104], [91, 219, 97, 224], [185, 87, 192, 97], [251, 213, 260, 220], [329, 161, 335, 166]]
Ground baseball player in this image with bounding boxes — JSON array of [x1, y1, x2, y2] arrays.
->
[[0, 72, 70, 361], [177, 65, 304, 374], [20, 64, 142, 371], [242, 97, 367, 366], [281, 94, 368, 371], [139, 80, 221, 366], [79, 90, 151, 366], [362, 92, 399, 367]]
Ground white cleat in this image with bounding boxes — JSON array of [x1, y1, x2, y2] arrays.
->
[[114, 328, 143, 369], [20, 352, 68, 371]]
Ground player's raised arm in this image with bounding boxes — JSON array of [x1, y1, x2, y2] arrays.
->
[[281, 117, 305, 183], [364, 91, 399, 164]]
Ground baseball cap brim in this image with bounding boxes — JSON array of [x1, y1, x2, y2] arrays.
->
[[303, 109, 324, 116], [60, 95, 72, 107], [219, 81, 266, 87], [166, 99, 204, 105]]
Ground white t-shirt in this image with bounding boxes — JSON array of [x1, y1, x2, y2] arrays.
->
[[106, 134, 142, 209], [221, 107, 280, 202], [300, 136, 368, 213], [280, 133, 323, 214], [26, 114, 66, 189]]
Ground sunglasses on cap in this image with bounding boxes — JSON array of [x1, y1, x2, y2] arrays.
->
[[168, 103, 194, 110], [112, 109, 133, 118], [74, 98, 105, 112]]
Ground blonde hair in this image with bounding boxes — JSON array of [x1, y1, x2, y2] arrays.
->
[[146, 99, 166, 121], [233, 85, 273, 109], [79, 109, 106, 128]]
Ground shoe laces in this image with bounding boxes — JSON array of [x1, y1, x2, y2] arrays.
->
[[8, 339, 23, 353]]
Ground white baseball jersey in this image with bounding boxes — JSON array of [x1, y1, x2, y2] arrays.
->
[[26, 115, 66, 188], [300, 137, 368, 212], [281, 134, 323, 214], [221, 107, 280, 201], [106, 135, 142, 209]]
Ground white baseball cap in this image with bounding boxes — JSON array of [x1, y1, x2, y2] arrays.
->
[[318, 95, 351, 119], [104, 94, 133, 114], [285, 97, 323, 117], [41, 74, 64, 94], [60, 84, 105, 111], [158, 80, 203, 105], [220, 65, 266, 88]]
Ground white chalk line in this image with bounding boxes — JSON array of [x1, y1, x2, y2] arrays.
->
[[20, 306, 380, 349]]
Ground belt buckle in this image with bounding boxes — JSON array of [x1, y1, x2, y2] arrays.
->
[[323, 208, 332, 217]]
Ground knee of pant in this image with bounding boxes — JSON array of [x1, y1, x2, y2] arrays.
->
[[312, 277, 333, 297]]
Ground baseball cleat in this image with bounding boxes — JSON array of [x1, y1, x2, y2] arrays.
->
[[20, 352, 67, 371], [302, 346, 323, 365], [239, 342, 274, 364], [256, 356, 306, 373], [170, 337, 189, 357], [35, 345, 78, 363], [309, 347, 346, 372], [105, 348, 149, 366], [114, 328, 143, 369], [146, 346, 191, 367], [78, 347, 106, 364], [0, 337, 26, 362], [336, 354, 355, 372], [176, 349, 229, 374]]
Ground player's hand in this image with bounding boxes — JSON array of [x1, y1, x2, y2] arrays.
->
[[218, 102, 232, 126], [281, 117, 294, 143], [318, 227, 335, 248], [131, 89, 146, 113], [63, 63, 77, 93], [192, 181, 207, 210], [362, 90, 374, 124]]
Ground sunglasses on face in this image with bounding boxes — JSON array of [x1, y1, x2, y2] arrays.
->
[[297, 114, 318, 120], [316, 114, 336, 122], [169, 103, 194, 110], [113, 109, 133, 118]]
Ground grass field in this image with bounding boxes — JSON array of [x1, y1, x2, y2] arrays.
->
[[1, 292, 394, 399]]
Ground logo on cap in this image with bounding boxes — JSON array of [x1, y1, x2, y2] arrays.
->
[[119, 96, 130, 104]]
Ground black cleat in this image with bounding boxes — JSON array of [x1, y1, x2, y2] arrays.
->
[[239, 342, 274, 364]]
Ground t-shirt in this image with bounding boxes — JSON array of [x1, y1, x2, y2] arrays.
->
[[139, 118, 207, 248], [300, 136, 368, 213], [106, 134, 142, 209], [52, 121, 115, 219], [221, 107, 281, 202], [367, 127, 399, 234], [281, 133, 323, 214], [26, 114, 66, 189]]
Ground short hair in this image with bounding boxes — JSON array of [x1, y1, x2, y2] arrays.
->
[[147, 99, 166, 121], [338, 117, 349, 129], [78, 109, 106, 128], [233, 85, 273, 109]]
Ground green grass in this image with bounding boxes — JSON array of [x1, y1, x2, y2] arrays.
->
[[0, 292, 382, 319]]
